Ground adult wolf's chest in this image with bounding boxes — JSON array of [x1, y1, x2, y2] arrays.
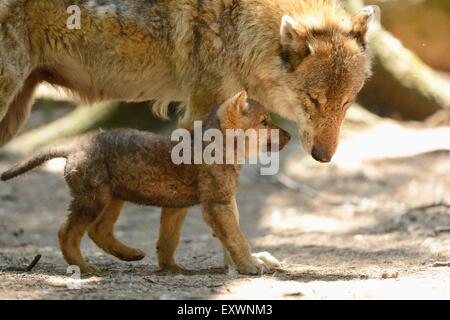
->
[[31, 0, 190, 103]]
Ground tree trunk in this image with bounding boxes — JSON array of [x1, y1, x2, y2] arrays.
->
[[3, 102, 121, 154], [346, 0, 450, 120]]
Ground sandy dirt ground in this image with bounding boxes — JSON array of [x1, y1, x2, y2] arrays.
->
[[0, 106, 449, 300]]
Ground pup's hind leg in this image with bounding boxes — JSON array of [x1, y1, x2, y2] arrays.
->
[[157, 207, 187, 272], [58, 188, 112, 275], [88, 198, 145, 262], [58, 213, 99, 275]]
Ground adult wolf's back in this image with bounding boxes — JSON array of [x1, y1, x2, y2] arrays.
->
[[0, 0, 372, 161]]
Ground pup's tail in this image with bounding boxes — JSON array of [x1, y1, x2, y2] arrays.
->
[[1, 146, 72, 181]]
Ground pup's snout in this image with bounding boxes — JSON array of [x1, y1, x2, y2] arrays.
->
[[279, 130, 291, 150], [311, 145, 332, 163], [286, 132, 292, 141], [266, 128, 291, 152], [283, 131, 291, 142]]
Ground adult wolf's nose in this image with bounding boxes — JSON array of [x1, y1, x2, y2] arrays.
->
[[311, 145, 332, 163]]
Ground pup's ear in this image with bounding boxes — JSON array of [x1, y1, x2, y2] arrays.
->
[[220, 91, 248, 114], [217, 91, 248, 128], [280, 15, 310, 68], [351, 6, 375, 48], [231, 90, 249, 114]]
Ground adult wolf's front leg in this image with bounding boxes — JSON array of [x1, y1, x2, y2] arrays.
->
[[178, 80, 223, 130], [157, 83, 221, 272], [202, 199, 280, 275]]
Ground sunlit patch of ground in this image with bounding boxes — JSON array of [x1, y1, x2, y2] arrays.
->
[[333, 123, 450, 170], [211, 268, 450, 299]]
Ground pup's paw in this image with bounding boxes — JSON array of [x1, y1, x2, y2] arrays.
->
[[116, 248, 146, 262], [80, 264, 101, 276], [252, 252, 281, 269], [159, 263, 187, 274], [236, 253, 281, 275]]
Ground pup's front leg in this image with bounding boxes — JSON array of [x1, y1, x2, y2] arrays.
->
[[157, 207, 187, 272], [184, 84, 281, 272], [222, 198, 281, 271], [202, 199, 280, 275]]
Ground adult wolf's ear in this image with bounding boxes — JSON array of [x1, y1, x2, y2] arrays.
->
[[351, 6, 376, 48], [280, 15, 310, 69]]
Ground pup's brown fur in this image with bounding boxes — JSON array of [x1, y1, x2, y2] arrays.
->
[[1, 92, 291, 275]]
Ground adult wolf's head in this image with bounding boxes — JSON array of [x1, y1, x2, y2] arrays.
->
[[256, 3, 374, 163]]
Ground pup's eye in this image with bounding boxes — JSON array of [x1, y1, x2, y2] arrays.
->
[[261, 119, 268, 126], [343, 100, 353, 108]]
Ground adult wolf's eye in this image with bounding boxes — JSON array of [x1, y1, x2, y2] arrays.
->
[[307, 94, 320, 108]]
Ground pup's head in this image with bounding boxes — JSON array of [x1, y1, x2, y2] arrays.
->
[[260, 4, 375, 163], [216, 91, 291, 158]]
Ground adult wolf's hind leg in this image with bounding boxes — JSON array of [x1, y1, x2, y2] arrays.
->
[[157, 207, 187, 272], [0, 71, 27, 147], [88, 198, 146, 262], [0, 70, 40, 147], [0, 23, 34, 147]]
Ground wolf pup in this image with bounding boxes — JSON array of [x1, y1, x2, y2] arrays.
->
[[1, 92, 291, 275]]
